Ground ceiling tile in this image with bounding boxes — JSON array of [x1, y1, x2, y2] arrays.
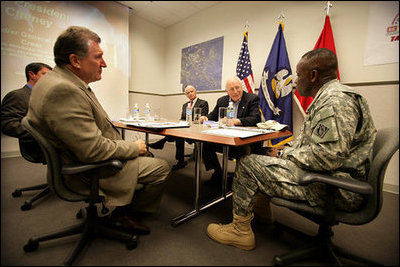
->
[[117, 1, 221, 28]]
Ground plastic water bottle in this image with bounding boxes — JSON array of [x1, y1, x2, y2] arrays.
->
[[227, 101, 234, 126], [144, 103, 151, 121], [133, 103, 139, 120], [186, 105, 192, 125]]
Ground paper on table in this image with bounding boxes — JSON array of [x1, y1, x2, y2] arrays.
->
[[126, 121, 190, 129], [257, 120, 289, 131], [203, 120, 219, 128], [119, 117, 146, 123], [202, 128, 272, 138]]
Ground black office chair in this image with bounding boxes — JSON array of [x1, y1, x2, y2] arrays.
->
[[271, 127, 399, 266], [11, 138, 51, 210], [21, 117, 139, 266]]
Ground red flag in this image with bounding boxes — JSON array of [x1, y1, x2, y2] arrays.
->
[[294, 15, 340, 113]]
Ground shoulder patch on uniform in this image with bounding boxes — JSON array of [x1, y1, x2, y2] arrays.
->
[[316, 123, 329, 138]]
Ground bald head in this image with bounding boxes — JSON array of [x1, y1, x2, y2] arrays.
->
[[185, 85, 197, 101], [225, 76, 243, 103]]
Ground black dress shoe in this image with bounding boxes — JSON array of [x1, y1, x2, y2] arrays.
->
[[172, 161, 187, 170], [148, 139, 166, 149], [109, 215, 150, 235]]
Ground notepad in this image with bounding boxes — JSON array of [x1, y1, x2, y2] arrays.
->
[[202, 128, 271, 138]]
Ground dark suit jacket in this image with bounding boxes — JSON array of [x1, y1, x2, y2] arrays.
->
[[207, 91, 261, 126], [1, 85, 32, 139], [1, 85, 44, 162], [180, 98, 209, 120]]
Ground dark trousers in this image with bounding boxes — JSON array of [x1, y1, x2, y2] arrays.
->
[[160, 136, 190, 163], [202, 141, 263, 173]]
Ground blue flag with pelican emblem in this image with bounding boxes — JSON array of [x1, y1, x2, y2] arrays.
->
[[258, 23, 293, 146]]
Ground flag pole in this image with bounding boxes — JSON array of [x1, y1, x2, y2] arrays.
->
[[280, 10, 305, 119], [278, 12, 285, 31], [325, 1, 332, 15], [244, 20, 249, 31]]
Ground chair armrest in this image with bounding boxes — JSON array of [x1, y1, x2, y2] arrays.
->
[[298, 173, 373, 196], [61, 159, 123, 175]]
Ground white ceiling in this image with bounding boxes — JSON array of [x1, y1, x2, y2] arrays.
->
[[117, 1, 221, 28]]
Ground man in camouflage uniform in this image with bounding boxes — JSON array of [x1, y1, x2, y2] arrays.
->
[[206, 48, 377, 251]]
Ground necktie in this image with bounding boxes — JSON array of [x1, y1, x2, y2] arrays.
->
[[190, 101, 193, 108]]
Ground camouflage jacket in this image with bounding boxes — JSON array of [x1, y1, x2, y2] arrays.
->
[[282, 79, 377, 181]]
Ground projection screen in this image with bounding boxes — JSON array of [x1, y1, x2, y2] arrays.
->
[[1, 1, 130, 121]]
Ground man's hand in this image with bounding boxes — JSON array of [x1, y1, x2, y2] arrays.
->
[[233, 118, 241, 126], [135, 139, 147, 155], [267, 146, 285, 157], [200, 116, 208, 124]]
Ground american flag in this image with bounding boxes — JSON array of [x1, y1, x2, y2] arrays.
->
[[236, 31, 255, 93]]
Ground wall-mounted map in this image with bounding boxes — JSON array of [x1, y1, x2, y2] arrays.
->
[[180, 36, 224, 91]]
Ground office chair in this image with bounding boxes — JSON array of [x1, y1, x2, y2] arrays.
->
[[271, 127, 399, 266], [21, 117, 139, 266], [11, 138, 51, 210]]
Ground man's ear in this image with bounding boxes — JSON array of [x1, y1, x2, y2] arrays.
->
[[311, 69, 318, 82], [27, 70, 35, 81], [69, 54, 80, 69]]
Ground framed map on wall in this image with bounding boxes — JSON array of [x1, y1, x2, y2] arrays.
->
[[180, 36, 224, 91]]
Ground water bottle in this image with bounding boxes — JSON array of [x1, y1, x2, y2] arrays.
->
[[227, 101, 234, 126], [186, 105, 192, 125], [133, 103, 139, 120], [144, 103, 151, 121]]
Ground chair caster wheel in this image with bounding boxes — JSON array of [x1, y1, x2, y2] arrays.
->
[[76, 209, 83, 219], [273, 256, 284, 266], [24, 239, 39, 252], [12, 190, 22, 197], [126, 240, 138, 250], [126, 234, 138, 250], [21, 202, 32, 211]]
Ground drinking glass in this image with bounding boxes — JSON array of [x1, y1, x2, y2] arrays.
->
[[152, 107, 161, 121], [193, 107, 202, 124], [218, 107, 227, 127]]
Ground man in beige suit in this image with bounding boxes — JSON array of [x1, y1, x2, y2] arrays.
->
[[26, 26, 171, 235]]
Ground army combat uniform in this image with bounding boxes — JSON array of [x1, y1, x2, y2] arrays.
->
[[233, 79, 377, 216]]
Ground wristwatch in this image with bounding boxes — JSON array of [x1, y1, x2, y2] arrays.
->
[[277, 150, 283, 158]]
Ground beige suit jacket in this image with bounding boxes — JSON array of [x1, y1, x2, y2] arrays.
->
[[27, 65, 140, 206]]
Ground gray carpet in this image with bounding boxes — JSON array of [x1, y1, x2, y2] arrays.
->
[[1, 142, 399, 266]]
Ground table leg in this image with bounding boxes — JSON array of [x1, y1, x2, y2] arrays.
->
[[145, 133, 149, 151], [221, 145, 229, 196], [171, 141, 202, 226], [194, 141, 202, 210]]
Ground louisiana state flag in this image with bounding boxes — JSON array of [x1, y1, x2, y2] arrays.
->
[[258, 23, 293, 146]]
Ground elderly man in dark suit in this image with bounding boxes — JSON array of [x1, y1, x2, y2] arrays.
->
[[26, 26, 171, 235], [1, 62, 52, 161], [200, 76, 261, 185], [149, 85, 209, 170]]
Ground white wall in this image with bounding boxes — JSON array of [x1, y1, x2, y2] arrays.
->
[[130, 15, 166, 94], [162, 1, 398, 93]]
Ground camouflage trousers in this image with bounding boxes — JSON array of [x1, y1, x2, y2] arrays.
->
[[232, 154, 363, 216]]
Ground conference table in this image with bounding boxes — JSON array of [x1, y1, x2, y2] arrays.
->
[[113, 121, 291, 227]]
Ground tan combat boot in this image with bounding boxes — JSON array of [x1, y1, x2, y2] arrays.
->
[[206, 212, 255, 250], [253, 192, 274, 224]]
